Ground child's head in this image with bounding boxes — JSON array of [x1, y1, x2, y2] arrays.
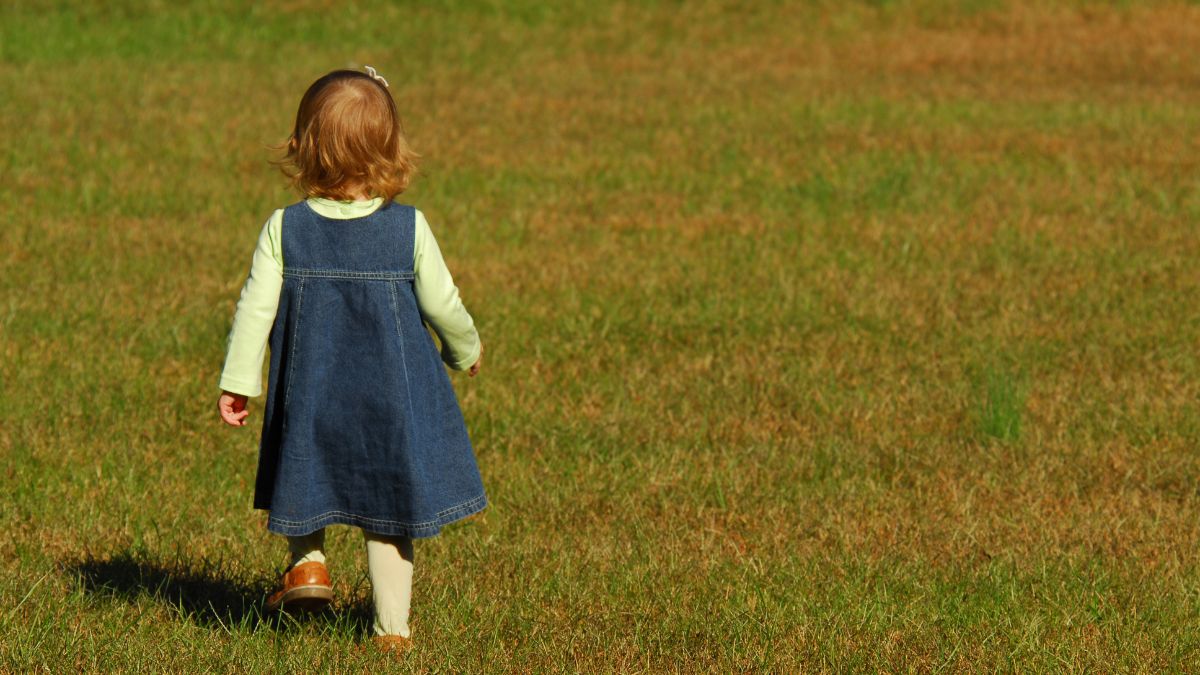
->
[[280, 69, 418, 201]]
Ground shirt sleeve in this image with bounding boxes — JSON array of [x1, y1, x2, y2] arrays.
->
[[218, 210, 284, 396], [413, 210, 481, 370]]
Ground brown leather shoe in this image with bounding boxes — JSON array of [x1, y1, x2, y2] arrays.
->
[[265, 561, 333, 613], [372, 635, 413, 655]]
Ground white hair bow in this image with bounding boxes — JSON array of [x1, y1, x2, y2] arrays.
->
[[364, 65, 389, 88]]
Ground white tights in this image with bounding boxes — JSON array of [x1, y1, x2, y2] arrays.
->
[[286, 529, 414, 638]]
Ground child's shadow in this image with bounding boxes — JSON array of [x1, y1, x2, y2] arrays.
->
[[65, 550, 372, 634]]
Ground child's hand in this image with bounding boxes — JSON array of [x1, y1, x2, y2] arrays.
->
[[468, 341, 483, 377], [218, 391, 250, 427]]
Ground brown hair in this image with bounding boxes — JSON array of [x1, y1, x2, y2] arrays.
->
[[277, 70, 418, 201]]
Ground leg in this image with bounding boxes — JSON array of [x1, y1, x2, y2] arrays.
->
[[287, 528, 326, 568], [364, 530, 414, 638], [266, 528, 333, 612]]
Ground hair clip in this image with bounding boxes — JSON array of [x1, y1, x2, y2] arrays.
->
[[364, 65, 389, 88]]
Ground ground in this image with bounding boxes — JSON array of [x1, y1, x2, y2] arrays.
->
[[2, 0, 1200, 671]]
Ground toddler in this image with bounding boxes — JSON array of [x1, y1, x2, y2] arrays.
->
[[217, 67, 485, 655]]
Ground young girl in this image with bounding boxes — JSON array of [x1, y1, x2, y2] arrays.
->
[[216, 67, 485, 654]]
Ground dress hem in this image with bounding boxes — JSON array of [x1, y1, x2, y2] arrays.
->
[[261, 492, 488, 538]]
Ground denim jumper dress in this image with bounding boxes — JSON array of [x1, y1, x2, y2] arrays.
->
[[253, 201, 487, 538]]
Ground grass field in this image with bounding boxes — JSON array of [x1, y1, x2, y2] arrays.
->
[[3, 0, 1200, 670]]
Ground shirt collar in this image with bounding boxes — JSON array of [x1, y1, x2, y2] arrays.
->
[[306, 196, 384, 219]]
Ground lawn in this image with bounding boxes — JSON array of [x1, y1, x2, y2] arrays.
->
[[2, 0, 1200, 671]]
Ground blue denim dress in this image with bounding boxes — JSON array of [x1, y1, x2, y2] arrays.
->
[[253, 201, 486, 538]]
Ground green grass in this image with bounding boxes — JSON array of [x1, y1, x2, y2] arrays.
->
[[4, 0, 1200, 670], [975, 363, 1027, 443]]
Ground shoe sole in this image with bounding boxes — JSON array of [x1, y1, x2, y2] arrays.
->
[[267, 585, 334, 613]]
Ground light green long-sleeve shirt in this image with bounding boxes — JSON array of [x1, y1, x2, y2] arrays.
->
[[218, 197, 481, 397]]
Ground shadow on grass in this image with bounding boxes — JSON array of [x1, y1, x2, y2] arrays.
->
[[64, 551, 372, 635]]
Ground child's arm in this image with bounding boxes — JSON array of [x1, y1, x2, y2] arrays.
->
[[217, 211, 285, 424], [412, 210, 482, 374]]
